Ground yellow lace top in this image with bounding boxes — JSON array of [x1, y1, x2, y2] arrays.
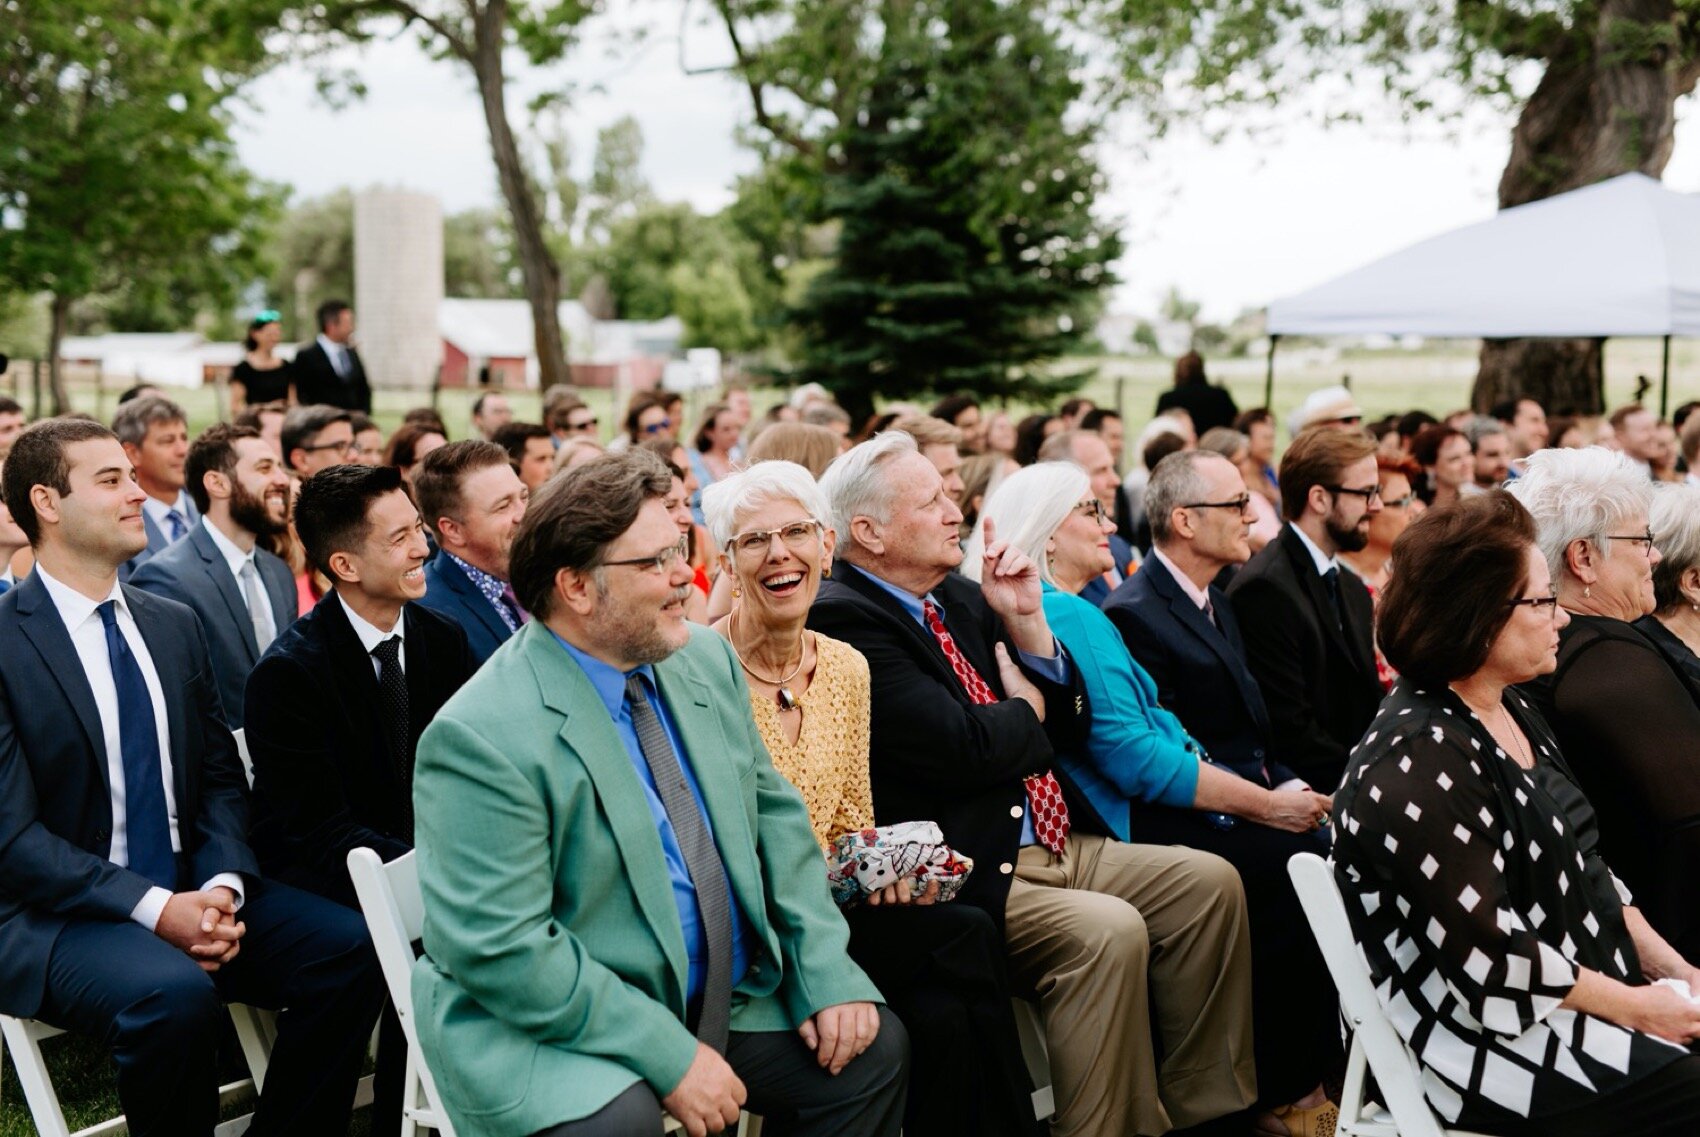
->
[[747, 632, 875, 850]]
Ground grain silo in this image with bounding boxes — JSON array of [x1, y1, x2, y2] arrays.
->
[[353, 188, 443, 391]]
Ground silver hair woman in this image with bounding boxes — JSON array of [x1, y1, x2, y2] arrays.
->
[[1637, 483, 1700, 689], [703, 458, 1049, 1137], [965, 462, 1342, 1135], [1511, 447, 1700, 963]]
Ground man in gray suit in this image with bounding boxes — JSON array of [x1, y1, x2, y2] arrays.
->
[[131, 424, 296, 727], [114, 396, 198, 579]]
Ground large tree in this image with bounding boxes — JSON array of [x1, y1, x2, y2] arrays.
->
[[711, 0, 1122, 421], [1, 0, 280, 412]]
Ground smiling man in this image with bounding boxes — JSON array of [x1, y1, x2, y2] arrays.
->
[[114, 395, 197, 578], [415, 440, 531, 665], [411, 449, 907, 1137], [130, 425, 298, 727]]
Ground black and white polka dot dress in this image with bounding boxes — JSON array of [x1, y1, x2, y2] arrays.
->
[[1330, 682, 1689, 1130]]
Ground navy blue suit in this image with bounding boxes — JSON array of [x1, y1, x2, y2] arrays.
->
[[416, 554, 513, 666], [0, 574, 383, 1136], [129, 523, 297, 727]]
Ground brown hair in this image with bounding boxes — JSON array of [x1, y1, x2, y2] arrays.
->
[[746, 422, 841, 479], [1377, 454, 1422, 482], [1409, 424, 1466, 469], [412, 440, 512, 539], [693, 402, 734, 453], [622, 390, 671, 441], [185, 424, 263, 515], [1278, 427, 1377, 520], [2, 418, 117, 545], [888, 414, 963, 451], [1609, 402, 1651, 432], [1378, 491, 1535, 688], [383, 422, 446, 473]]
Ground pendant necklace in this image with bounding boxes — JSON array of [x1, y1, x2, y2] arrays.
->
[[731, 626, 807, 710]]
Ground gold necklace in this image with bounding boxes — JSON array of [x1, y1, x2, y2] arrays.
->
[[1498, 704, 1532, 767], [730, 620, 807, 710]]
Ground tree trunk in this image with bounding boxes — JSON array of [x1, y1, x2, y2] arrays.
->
[[1472, 0, 1699, 413], [46, 293, 72, 416], [471, 9, 569, 391]]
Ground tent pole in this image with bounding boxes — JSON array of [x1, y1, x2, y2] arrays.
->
[[1662, 335, 1672, 419], [1264, 334, 1279, 409]]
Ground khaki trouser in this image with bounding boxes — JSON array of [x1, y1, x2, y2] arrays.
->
[[1004, 834, 1257, 1137]]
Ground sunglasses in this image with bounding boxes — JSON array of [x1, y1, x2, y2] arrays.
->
[[642, 418, 673, 435], [567, 417, 599, 432]]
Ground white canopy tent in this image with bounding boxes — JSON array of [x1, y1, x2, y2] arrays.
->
[[1263, 173, 1700, 412]]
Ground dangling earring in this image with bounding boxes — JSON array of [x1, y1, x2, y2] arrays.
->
[[732, 584, 741, 599], [822, 562, 832, 578], [1583, 585, 1591, 599]]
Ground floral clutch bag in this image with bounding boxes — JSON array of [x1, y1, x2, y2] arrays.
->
[[826, 820, 974, 908]]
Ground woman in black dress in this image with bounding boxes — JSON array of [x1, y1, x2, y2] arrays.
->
[[1510, 450, 1700, 961], [1333, 491, 1700, 1137], [230, 310, 294, 413]]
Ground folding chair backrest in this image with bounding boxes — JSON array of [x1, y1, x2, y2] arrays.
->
[[1288, 852, 1449, 1137], [232, 727, 254, 789]]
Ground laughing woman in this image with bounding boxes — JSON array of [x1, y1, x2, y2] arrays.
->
[[701, 462, 1044, 1137]]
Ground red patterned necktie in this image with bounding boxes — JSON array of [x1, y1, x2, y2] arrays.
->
[[921, 598, 1070, 855]]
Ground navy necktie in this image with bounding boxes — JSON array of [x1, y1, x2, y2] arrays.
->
[[0, 578, 11, 595], [1323, 566, 1346, 631], [165, 510, 187, 542], [372, 636, 413, 840], [98, 601, 176, 888]]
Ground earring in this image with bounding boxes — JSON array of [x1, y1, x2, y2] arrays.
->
[[732, 585, 741, 599], [822, 563, 832, 578], [1584, 585, 1591, 598]]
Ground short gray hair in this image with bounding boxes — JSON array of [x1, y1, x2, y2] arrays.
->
[[1035, 429, 1089, 464], [1650, 483, 1700, 613], [701, 460, 829, 550], [961, 462, 1088, 588], [111, 395, 186, 446], [1505, 446, 1653, 581], [1146, 451, 1223, 544], [1197, 427, 1249, 462], [818, 431, 918, 551], [1465, 415, 1509, 450], [802, 404, 851, 429]]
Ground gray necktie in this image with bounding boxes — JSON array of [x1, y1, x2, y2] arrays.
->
[[624, 674, 732, 1052], [238, 559, 275, 653]]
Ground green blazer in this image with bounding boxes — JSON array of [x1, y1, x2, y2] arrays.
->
[[411, 621, 881, 1136]]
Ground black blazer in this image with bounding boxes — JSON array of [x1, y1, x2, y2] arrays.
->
[[1102, 552, 1297, 788], [1155, 383, 1239, 435], [292, 340, 371, 413], [129, 523, 298, 727], [0, 577, 256, 1017], [807, 563, 1096, 923], [1225, 524, 1382, 791], [243, 594, 473, 906]]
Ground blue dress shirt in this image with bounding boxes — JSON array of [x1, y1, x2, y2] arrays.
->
[[552, 633, 753, 1005]]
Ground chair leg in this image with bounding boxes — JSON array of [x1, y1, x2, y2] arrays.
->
[[401, 1047, 420, 1137], [2, 1018, 75, 1137], [228, 1004, 274, 1094], [1338, 1034, 1369, 1136]]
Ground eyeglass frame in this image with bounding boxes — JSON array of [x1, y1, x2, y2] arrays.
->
[[1324, 483, 1382, 503], [641, 417, 674, 435], [725, 518, 826, 559], [1382, 492, 1417, 509], [565, 416, 600, 432], [1071, 498, 1112, 525], [603, 534, 691, 574], [1180, 494, 1252, 513], [300, 439, 361, 456], [1505, 592, 1561, 617], [1605, 530, 1656, 558]]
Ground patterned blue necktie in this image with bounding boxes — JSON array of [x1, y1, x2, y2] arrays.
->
[[165, 510, 188, 542], [98, 601, 176, 888]]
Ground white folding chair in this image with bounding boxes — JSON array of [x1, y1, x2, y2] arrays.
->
[[232, 727, 255, 789], [1012, 999, 1056, 1121], [1, 1004, 271, 1137], [1287, 852, 1493, 1137]]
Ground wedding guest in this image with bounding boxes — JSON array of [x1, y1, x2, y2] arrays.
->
[[1156, 351, 1238, 434], [1336, 490, 1700, 1137], [229, 310, 294, 413], [1636, 484, 1700, 690], [983, 411, 1017, 458], [745, 422, 841, 479], [1411, 423, 1475, 507], [930, 393, 986, 453], [349, 413, 385, 466], [687, 402, 741, 524], [382, 422, 447, 494], [1340, 454, 1423, 689], [1199, 427, 1280, 551]]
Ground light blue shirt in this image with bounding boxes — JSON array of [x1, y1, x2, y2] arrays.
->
[[552, 633, 753, 1006], [859, 569, 1070, 845]]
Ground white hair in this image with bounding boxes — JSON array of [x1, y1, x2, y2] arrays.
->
[[1650, 482, 1700, 612], [1505, 446, 1654, 581], [818, 432, 918, 552], [961, 462, 1088, 587], [701, 460, 829, 550]]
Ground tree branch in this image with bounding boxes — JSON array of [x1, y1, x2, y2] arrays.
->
[[707, 0, 817, 159], [370, 0, 475, 60]]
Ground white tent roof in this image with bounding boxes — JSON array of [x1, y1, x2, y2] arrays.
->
[[1267, 173, 1700, 339]]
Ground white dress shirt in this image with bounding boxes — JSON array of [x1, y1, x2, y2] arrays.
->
[[200, 518, 275, 647], [338, 592, 406, 678], [317, 333, 352, 378], [1289, 522, 1341, 578], [1149, 546, 1213, 615], [140, 490, 194, 543], [35, 567, 244, 930]]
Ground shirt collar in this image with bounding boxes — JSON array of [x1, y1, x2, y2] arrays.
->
[[447, 552, 507, 602], [550, 629, 656, 720], [140, 491, 190, 530], [1149, 546, 1212, 611], [855, 564, 930, 626], [316, 334, 344, 356], [1288, 522, 1340, 577], [35, 563, 124, 632], [337, 592, 405, 655], [199, 516, 255, 579]]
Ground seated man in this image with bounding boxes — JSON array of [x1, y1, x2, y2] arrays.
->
[[414, 440, 530, 666], [809, 432, 1254, 1137], [411, 450, 908, 1137], [131, 424, 296, 728], [114, 395, 198, 579], [0, 419, 383, 1136]]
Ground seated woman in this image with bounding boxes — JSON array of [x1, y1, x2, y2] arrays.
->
[[1510, 449, 1700, 961], [1633, 482, 1700, 694], [966, 461, 1339, 1137], [701, 462, 1044, 1137], [1336, 490, 1700, 1137], [1340, 454, 1424, 690]]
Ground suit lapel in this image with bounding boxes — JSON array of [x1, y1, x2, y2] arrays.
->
[[191, 527, 261, 662], [15, 577, 111, 793], [438, 558, 510, 646], [1209, 591, 1273, 732], [1281, 529, 1364, 669], [833, 563, 963, 690]]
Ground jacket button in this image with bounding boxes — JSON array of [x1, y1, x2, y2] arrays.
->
[[999, 862, 1014, 875], [1009, 805, 1023, 818]]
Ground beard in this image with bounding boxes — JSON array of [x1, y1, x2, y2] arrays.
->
[[588, 581, 694, 666], [230, 480, 286, 538], [1325, 513, 1371, 554]]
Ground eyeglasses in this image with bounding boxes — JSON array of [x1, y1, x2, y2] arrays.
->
[[1072, 499, 1111, 524], [1506, 593, 1561, 617], [1325, 484, 1382, 503], [1181, 494, 1252, 513], [642, 418, 673, 435], [1322, 415, 1363, 426], [728, 519, 824, 559], [1383, 493, 1416, 509], [1607, 530, 1656, 557], [567, 417, 599, 432], [302, 439, 360, 456], [604, 535, 691, 574]]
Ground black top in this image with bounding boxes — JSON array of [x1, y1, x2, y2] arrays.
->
[[1632, 614, 1700, 697], [1155, 383, 1239, 435], [231, 358, 293, 405], [1332, 681, 1684, 1129], [1520, 613, 1700, 960]]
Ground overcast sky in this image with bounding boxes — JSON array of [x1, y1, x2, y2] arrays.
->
[[232, 19, 1700, 323]]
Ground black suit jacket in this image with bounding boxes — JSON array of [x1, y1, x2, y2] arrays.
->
[[1102, 552, 1297, 788], [807, 563, 1096, 923], [243, 594, 473, 906], [1154, 383, 1239, 435], [292, 340, 371, 413], [1225, 524, 1383, 791], [129, 523, 299, 727], [0, 576, 256, 1017]]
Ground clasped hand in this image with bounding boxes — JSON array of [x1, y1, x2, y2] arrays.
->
[[155, 886, 244, 971]]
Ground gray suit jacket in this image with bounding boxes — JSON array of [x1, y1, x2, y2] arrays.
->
[[120, 495, 200, 581], [130, 521, 297, 726]]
